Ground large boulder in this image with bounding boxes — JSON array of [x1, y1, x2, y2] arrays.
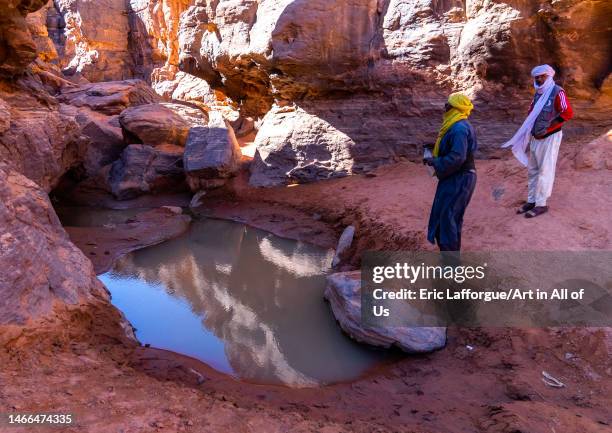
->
[[248, 97, 438, 186], [183, 111, 241, 191], [75, 109, 126, 178], [58, 80, 161, 116], [161, 71, 218, 106], [0, 163, 108, 325], [118, 102, 207, 146], [107, 144, 187, 200], [324, 271, 447, 353]]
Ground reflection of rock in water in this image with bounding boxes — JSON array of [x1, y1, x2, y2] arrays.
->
[[111, 219, 343, 386], [258, 236, 334, 277]]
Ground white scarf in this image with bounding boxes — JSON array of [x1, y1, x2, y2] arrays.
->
[[502, 69, 556, 166]]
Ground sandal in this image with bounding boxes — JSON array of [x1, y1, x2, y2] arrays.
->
[[517, 202, 535, 214], [525, 206, 548, 218]]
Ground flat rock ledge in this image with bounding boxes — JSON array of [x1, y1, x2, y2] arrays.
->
[[66, 207, 192, 274], [325, 271, 447, 353]]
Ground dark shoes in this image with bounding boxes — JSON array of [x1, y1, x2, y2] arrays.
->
[[517, 202, 535, 214], [517, 202, 548, 218], [524, 206, 548, 218]]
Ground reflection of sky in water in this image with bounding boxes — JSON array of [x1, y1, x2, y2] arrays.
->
[[99, 273, 233, 374], [98, 218, 392, 387]]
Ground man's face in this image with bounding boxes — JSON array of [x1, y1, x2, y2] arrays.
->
[[534, 74, 548, 86]]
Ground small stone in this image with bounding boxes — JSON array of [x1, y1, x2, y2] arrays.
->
[[162, 206, 183, 215], [331, 225, 355, 268]]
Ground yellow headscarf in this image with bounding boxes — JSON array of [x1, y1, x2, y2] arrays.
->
[[433, 92, 474, 157]]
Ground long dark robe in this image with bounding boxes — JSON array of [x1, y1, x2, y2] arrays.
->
[[427, 119, 478, 251]]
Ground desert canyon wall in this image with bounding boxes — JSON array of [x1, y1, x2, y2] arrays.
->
[[0, 3, 610, 431], [5, 0, 610, 185], [0, 0, 610, 328]]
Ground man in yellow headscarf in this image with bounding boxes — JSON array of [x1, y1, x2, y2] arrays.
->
[[423, 92, 478, 252]]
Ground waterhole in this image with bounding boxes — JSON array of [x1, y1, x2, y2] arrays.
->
[[88, 216, 392, 387]]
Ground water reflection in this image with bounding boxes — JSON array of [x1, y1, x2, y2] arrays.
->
[[100, 218, 390, 387]]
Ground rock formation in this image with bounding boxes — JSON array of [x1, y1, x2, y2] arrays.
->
[[325, 271, 447, 353], [128, 0, 191, 86], [107, 143, 187, 199], [74, 108, 126, 178], [0, 163, 110, 325], [175, 0, 611, 185], [51, 0, 133, 81], [183, 111, 241, 191], [0, 0, 49, 77], [0, 2, 611, 430], [11, 0, 609, 185], [0, 77, 86, 190], [58, 79, 161, 116], [119, 103, 193, 146]]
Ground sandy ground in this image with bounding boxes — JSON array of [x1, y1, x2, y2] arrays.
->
[[211, 147, 612, 256], [1, 139, 611, 432]]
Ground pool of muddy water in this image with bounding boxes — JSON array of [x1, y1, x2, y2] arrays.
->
[[80, 214, 394, 387]]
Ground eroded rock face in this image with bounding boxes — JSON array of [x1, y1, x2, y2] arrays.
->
[[25, 0, 58, 64], [107, 143, 187, 200], [52, 0, 134, 81], [0, 0, 49, 77], [26, 1, 611, 187], [58, 79, 161, 115], [325, 271, 447, 353], [0, 164, 108, 325], [128, 0, 191, 83], [0, 78, 87, 191], [177, 0, 611, 108], [0, 97, 10, 133]]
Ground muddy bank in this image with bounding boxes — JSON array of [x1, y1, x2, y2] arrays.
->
[[201, 150, 612, 266], [2, 303, 610, 432], [64, 207, 192, 274], [33, 152, 612, 432]]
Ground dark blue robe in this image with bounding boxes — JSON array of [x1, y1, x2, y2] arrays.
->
[[427, 119, 478, 251]]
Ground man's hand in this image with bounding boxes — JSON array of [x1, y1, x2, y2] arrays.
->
[[423, 157, 435, 166]]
